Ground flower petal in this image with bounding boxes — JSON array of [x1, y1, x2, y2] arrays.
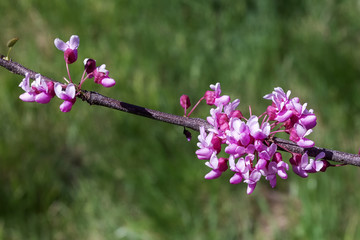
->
[[54, 38, 67, 51], [19, 92, 36, 102], [101, 78, 116, 88], [69, 35, 79, 49]]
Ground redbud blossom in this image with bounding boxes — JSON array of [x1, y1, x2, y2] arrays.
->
[[85, 62, 116, 88], [19, 73, 55, 104], [290, 152, 325, 178], [204, 83, 230, 107], [190, 83, 323, 194], [54, 83, 76, 112], [54, 35, 79, 64]]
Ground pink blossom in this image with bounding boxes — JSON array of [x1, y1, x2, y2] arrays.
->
[[244, 169, 262, 195], [19, 73, 55, 104], [54, 83, 76, 112], [229, 155, 253, 184], [290, 152, 325, 178], [84, 60, 116, 88], [263, 87, 291, 112], [196, 126, 221, 160], [261, 152, 289, 188], [54, 35, 79, 64], [289, 123, 314, 148], [204, 153, 228, 179], [262, 160, 289, 188], [247, 115, 270, 140], [227, 118, 251, 146], [204, 83, 230, 107], [19, 73, 36, 102]]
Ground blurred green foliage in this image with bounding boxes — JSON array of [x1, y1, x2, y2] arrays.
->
[[1, 0, 360, 239]]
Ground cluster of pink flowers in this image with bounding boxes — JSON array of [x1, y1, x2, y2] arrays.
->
[[18, 35, 116, 112], [181, 83, 331, 194]]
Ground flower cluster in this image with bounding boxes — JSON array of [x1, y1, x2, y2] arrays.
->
[[264, 88, 317, 148], [181, 83, 331, 194], [18, 35, 116, 112]]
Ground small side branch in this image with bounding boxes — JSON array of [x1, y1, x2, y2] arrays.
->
[[1, 57, 360, 166]]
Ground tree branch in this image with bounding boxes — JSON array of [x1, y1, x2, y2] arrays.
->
[[1, 57, 360, 167]]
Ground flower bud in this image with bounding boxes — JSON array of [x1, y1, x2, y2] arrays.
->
[[180, 95, 191, 109], [183, 128, 192, 141], [84, 58, 96, 74]]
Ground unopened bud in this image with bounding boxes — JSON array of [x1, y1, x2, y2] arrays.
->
[[180, 95, 191, 109]]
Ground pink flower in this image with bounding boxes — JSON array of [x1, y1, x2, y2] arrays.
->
[[244, 169, 262, 195], [204, 153, 228, 179], [54, 83, 76, 112], [261, 152, 289, 188], [263, 87, 291, 112], [247, 115, 270, 140], [84, 59, 116, 88], [227, 118, 251, 146], [229, 155, 253, 184], [256, 143, 277, 170], [290, 152, 325, 178], [19, 73, 36, 102], [19, 73, 55, 104], [204, 83, 230, 107], [54, 35, 79, 64], [196, 126, 221, 160], [289, 123, 315, 148]]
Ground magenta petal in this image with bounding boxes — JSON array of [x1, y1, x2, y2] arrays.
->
[[275, 109, 293, 122], [225, 144, 238, 154], [268, 175, 277, 188], [65, 84, 76, 98], [297, 138, 315, 148], [195, 148, 212, 160], [101, 78, 116, 88], [59, 101, 74, 112], [69, 35, 79, 49], [256, 158, 268, 170], [277, 168, 288, 179], [54, 38, 67, 51], [246, 183, 257, 195], [35, 92, 52, 104], [204, 170, 222, 179], [230, 173, 243, 184], [19, 92, 36, 102], [300, 114, 317, 129], [292, 165, 308, 178], [295, 123, 307, 137], [214, 95, 230, 106]]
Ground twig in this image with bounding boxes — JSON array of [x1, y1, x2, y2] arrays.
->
[[1, 57, 360, 166]]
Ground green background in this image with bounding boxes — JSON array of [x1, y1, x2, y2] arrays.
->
[[1, 0, 360, 239]]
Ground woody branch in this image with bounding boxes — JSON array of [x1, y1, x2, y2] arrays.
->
[[1, 56, 360, 167]]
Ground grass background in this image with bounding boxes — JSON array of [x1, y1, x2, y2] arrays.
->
[[1, 0, 360, 239]]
